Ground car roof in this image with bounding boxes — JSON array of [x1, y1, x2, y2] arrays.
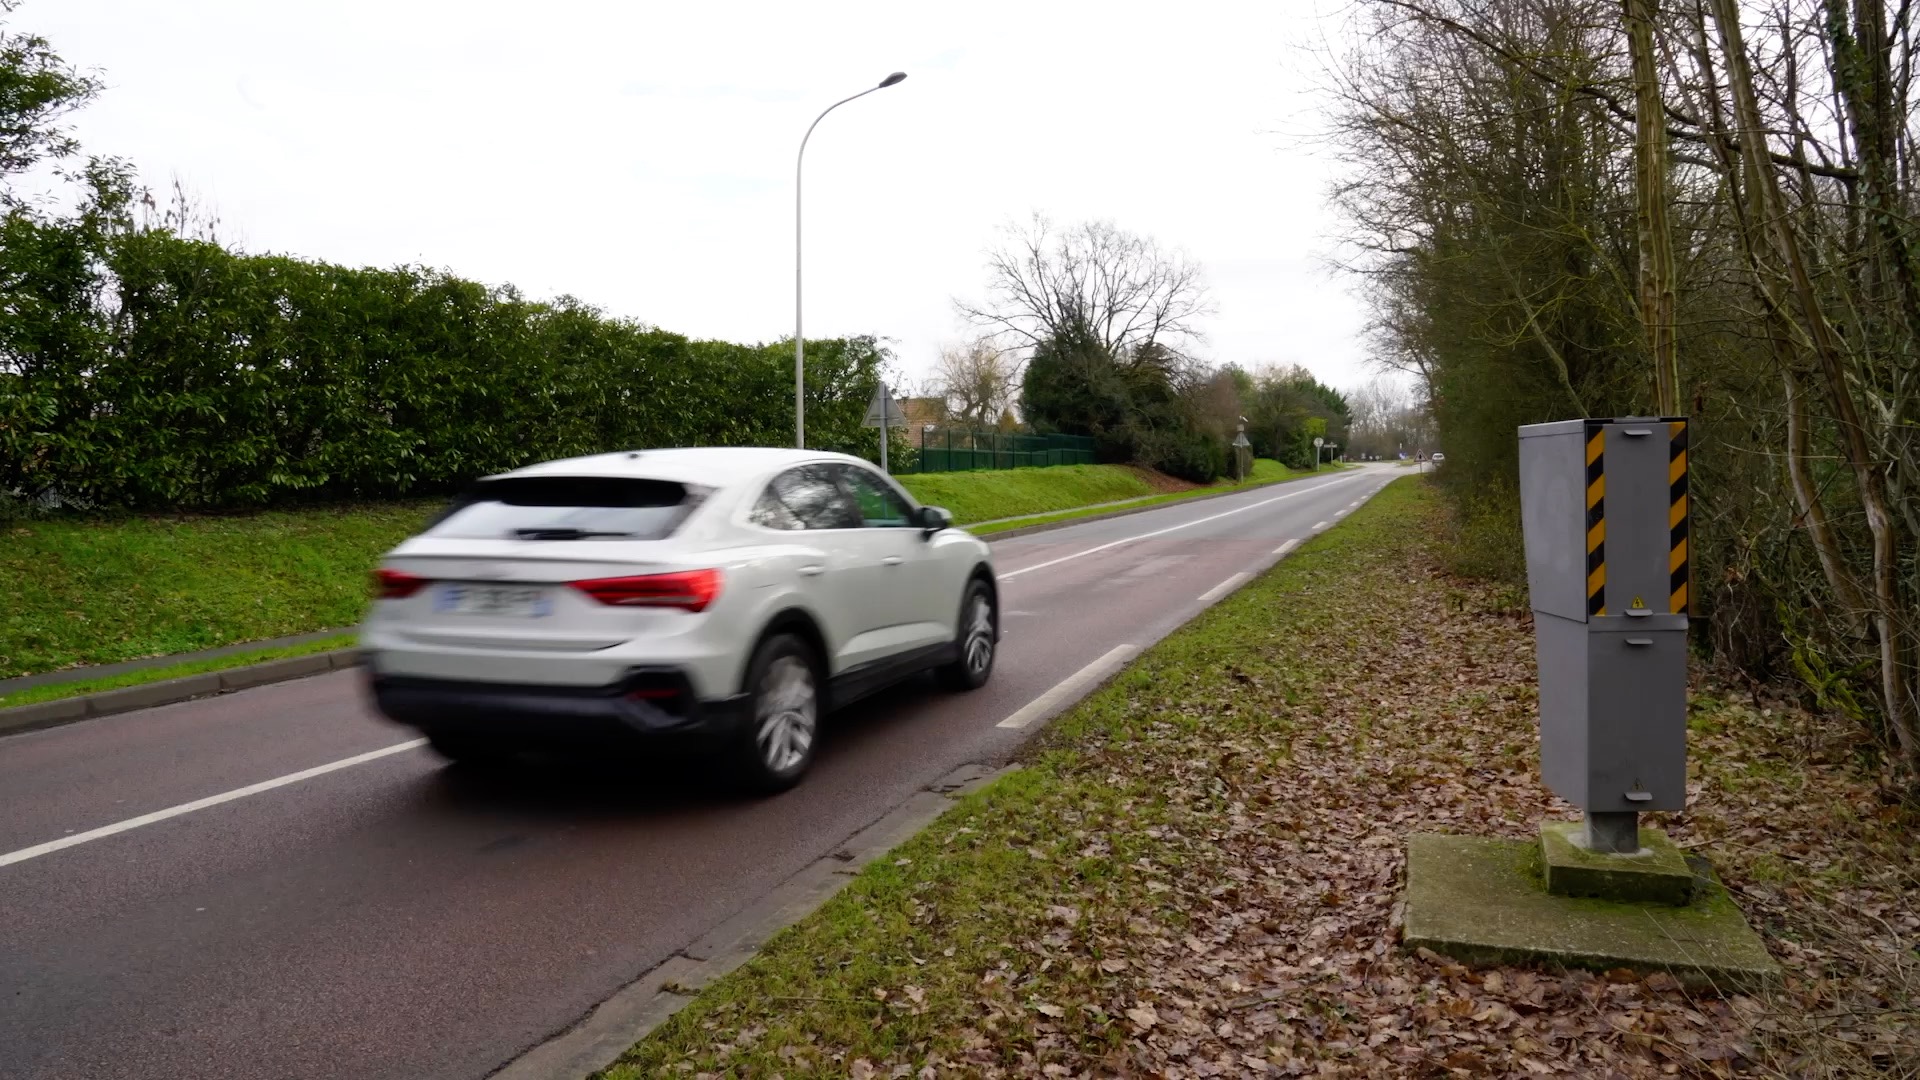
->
[[487, 446, 873, 488]]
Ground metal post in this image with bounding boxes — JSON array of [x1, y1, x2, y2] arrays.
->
[[878, 384, 889, 474], [794, 154, 804, 448], [794, 73, 905, 450], [1584, 811, 1640, 854]]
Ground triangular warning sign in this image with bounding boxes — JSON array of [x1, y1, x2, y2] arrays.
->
[[864, 383, 907, 428]]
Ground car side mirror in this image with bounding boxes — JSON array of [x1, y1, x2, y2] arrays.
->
[[918, 506, 953, 535]]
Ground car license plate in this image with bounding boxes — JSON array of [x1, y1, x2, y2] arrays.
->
[[435, 583, 553, 618]]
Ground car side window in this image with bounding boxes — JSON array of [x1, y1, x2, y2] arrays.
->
[[836, 465, 915, 528], [748, 485, 803, 531], [762, 465, 862, 530]]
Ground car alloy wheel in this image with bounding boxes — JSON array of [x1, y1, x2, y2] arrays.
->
[[754, 654, 817, 774], [963, 593, 994, 679], [939, 580, 997, 691]]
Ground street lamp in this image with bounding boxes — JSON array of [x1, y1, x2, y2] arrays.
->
[[794, 71, 907, 449]]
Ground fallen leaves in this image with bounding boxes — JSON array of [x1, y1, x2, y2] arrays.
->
[[610, 483, 1916, 1080]]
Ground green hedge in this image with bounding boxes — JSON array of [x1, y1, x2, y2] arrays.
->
[[0, 210, 889, 511]]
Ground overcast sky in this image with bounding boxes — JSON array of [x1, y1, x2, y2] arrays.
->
[[26, 0, 1369, 393]]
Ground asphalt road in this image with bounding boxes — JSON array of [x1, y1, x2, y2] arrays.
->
[[0, 465, 1396, 1080]]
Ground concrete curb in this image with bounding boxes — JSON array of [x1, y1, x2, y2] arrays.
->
[[0, 627, 354, 695], [0, 648, 361, 739], [489, 762, 1018, 1080]]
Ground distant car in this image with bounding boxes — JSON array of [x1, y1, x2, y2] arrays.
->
[[1430, 452, 1445, 463], [360, 447, 999, 792]]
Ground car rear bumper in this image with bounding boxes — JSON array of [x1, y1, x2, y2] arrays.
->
[[368, 667, 751, 747]]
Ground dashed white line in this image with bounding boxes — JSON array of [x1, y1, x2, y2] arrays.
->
[[1273, 539, 1301, 557], [998, 475, 1360, 581], [1312, 521, 1329, 530], [0, 739, 427, 870], [1196, 572, 1253, 606], [996, 644, 1138, 729]]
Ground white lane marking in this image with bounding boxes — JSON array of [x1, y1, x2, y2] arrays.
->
[[1312, 521, 1329, 530], [1196, 572, 1252, 606], [1348, 501, 1360, 508], [1274, 539, 1301, 557], [1334, 509, 1349, 518], [997, 475, 1360, 581], [0, 739, 427, 870], [996, 644, 1138, 730]]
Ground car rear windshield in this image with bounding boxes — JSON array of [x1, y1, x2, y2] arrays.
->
[[424, 476, 704, 541]]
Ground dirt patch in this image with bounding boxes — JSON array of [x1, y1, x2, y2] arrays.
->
[[1125, 465, 1201, 494]]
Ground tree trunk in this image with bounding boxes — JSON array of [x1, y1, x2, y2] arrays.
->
[[1710, 0, 1918, 770], [1627, 0, 1680, 416]]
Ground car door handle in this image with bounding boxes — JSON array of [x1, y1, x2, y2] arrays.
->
[[798, 564, 825, 577], [882, 556, 903, 567]]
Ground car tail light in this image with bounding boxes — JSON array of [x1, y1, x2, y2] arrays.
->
[[374, 568, 427, 599], [570, 569, 723, 612]]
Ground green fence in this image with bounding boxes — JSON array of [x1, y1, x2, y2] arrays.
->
[[912, 428, 1097, 472]]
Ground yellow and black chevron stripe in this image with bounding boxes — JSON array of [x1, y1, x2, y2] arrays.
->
[[1586, 423, 1605, 617], [1669, 420, 1689, 614]]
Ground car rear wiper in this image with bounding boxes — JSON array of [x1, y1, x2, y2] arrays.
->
[[512, 528, 635, 541]]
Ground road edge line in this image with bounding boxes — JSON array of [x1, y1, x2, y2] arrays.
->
[[994, 644, 1138, 730], [1195, 572, 1254, 607], [0, 737, 425, 869]]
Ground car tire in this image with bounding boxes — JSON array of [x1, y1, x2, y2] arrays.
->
[[937, 579, 997, 692], [426, 732, 513, 767], [732, 633, 822, 794]]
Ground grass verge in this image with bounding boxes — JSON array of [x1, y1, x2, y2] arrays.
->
[[966, 460, 1308, 536], [603, 478, 1914, 1078], [0, 502, 433, 679], [0, 634, 356, 710], [895, 465, 1166, 525]]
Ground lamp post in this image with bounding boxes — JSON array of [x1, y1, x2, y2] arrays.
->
[[794, 71, 906, 449]]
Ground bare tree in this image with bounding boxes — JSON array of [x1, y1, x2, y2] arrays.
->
[[954, 214, 1214, 361], [1626, 0, 1680, 415], [933, 339, 1019, 427], [1323, 0, 1920, 772], [1345, 375, 1432, 458]]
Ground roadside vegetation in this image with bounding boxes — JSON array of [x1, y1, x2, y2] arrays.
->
[[1325, 0, 1919, 776], [604, 479, 1914, 1078], [0, 503, 431, 682]]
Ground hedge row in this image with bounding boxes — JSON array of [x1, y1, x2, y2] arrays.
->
[[0, 215, 889, 511]]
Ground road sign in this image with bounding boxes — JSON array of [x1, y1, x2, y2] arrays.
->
[[863, 384, 908, 428], [1312, 437, 1324, 448], [1231, 432, 1251, 448]]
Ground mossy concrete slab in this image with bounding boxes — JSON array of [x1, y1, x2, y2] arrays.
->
[[1403, 833, 1780, 992], [1540, 820, 1693, 905]]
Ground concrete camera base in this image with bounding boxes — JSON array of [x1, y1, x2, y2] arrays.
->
[[1401, 833, 1779, 993], [1539, 820, 1695, 906]]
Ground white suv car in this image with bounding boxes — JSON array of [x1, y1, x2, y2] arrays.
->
[[360, 447, 999, 791]]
